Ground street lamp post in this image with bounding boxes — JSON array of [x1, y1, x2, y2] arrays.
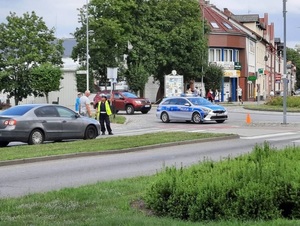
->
[[282, 0, 287, 124], [86, 0, 89, 91]]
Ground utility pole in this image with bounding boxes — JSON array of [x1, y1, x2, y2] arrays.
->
[[86, 0, 89, 91], [282, 0, 287, 124]]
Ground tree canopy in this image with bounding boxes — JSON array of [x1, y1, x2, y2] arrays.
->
[[72, 0, 208, 98], [0, 12, 63, 105], [31, 63, 63, 103], [287, 47, 300, 89]]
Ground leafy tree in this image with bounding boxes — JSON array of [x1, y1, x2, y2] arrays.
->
[[72, 0, 135, 90], [31, 63, 63, 103], [72, 0, 207, 100], [203, 64, 224, 93], [145, 0, 208, 99], [126, 62, 149, 95], [287, 47, 300, 89], [0, 12, 63, 105]]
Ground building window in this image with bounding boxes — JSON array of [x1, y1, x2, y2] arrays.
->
[[223, 22, 232, 29], [210, 22, 219, 29], [223, 49, 233, 62], [216, 49, 221, 61], [209, 49, 214, 62], [235, 50, 240, 62]]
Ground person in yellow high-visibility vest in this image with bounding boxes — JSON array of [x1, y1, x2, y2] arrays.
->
[[96, 94, 113, 135]]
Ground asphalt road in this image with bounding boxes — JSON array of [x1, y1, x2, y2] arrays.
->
[[1, 105, 300, 198]]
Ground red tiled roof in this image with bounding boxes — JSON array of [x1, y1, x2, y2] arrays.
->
[[200, 2, 246, 36]]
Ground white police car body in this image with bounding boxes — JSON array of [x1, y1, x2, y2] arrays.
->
[[156, 95, 228, 123]]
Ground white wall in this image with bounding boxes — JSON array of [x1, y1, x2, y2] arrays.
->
[[144, 75, 160, 103]]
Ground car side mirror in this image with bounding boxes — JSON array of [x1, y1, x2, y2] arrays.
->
[[75, 113, 80, 118], [184, 103, 191, 106]]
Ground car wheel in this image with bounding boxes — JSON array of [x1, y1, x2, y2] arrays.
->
[[141, 111, 149, 114], [0, 141, 9, 147], [216, 120, 225, 123], [84, 125, 97, 139], [192, 112, 202, 124], [161, 112, 170, 123], [28, 129, 44, 145], [126, 105, 134, 114]]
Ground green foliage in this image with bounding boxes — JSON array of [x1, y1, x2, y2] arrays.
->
[[0, 12, 63, 105], [204, 64, 224, 92], [126, 62, 149, 94], [145, 143, 300, 221], [31, 63, 63, 103], [287, 48, 300, 88], [265, 96, 300, 108], [75, 68, 95, 93], [0, 132, 227, 161], [146, 0, 208, 85], [72, 0, 208, 98]]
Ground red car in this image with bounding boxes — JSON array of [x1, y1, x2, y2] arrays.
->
[[93, 91, 151, 114]]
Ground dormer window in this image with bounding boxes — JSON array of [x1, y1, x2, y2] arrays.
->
[[210, 22, 219, 28], [223, 22, 232, 29]]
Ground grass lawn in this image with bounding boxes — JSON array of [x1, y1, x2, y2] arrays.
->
[[0, 132, 232, 161], [0, 132, 299, 225], [1, 175, 299, 225]]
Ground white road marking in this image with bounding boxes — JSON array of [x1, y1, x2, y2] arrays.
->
[[240, 132, 296, 140]]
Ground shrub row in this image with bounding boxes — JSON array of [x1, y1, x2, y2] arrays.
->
[[265, 96, 300, 108], [145, 142, 300, 222]]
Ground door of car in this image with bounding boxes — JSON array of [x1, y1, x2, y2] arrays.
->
[[55, 106, 83, 139], [34, 106, 63, 140], [166, 98, 182, 120], [112, 92, 125, 111], [177, 98, 193, 120]]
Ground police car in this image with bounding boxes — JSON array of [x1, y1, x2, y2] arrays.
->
[[156, 95, 228, 124]]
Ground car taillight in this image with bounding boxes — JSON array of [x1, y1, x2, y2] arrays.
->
[[4, 119, 17, 126]]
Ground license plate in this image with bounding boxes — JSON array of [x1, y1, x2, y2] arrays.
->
[[145, 105, 150, 107]]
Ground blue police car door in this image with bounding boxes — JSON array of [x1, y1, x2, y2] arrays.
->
[[177, 98, 192, 120]]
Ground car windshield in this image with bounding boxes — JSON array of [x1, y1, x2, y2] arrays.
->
[[187, 97, 213, 106], [0, 105, 36, 116], [121, 92, 137, 98]]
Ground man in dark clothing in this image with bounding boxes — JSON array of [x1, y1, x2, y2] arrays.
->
[[96, 94, 113, 135]]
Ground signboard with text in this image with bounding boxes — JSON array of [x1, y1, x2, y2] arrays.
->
[[164, 75, 184, 97]]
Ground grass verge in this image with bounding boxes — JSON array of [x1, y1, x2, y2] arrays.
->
[[1, 175, 299, 225], [0, 132, 231, 161]]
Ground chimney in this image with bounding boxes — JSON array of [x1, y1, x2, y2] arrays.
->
[[224, 8, 233, 17]]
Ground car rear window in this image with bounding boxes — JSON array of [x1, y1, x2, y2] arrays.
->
[[0, 105, 35, 116]]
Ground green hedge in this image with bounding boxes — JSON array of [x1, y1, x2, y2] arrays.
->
[[266, 96, 300, 108], [145, 143, 300, 221]]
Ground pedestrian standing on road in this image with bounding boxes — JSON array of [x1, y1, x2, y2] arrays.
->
[[97, 94, 113, 135], [75, 92, 82, 113], [214, 89, 220, 103], [237, 86, 243, 104], [207, 89, 214, 102], [80, 90, 92, 117]]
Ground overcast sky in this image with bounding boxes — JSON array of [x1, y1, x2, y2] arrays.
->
[[0, 0, 299, 48]]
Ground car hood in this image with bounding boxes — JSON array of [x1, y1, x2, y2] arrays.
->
[[199, 104, 226, 111]]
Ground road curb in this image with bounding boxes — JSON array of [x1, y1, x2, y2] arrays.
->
[[0, 134, 239, 167]]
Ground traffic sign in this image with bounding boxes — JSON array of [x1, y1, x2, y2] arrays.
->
[[248, 76, 257, 81], [258, 68, 264, 74], [234, 62, 242, 70], [76, 70, 87, 74]]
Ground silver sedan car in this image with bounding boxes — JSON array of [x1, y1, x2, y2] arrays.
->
[[0, 104, 101, 147]]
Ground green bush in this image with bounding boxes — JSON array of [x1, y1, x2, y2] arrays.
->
[[145, 143, 300, 222], [266, 96, 300, 108]]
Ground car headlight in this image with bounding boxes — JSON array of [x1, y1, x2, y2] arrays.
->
[[135, 100, 142, 104], [201, 107, 211, 114]]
